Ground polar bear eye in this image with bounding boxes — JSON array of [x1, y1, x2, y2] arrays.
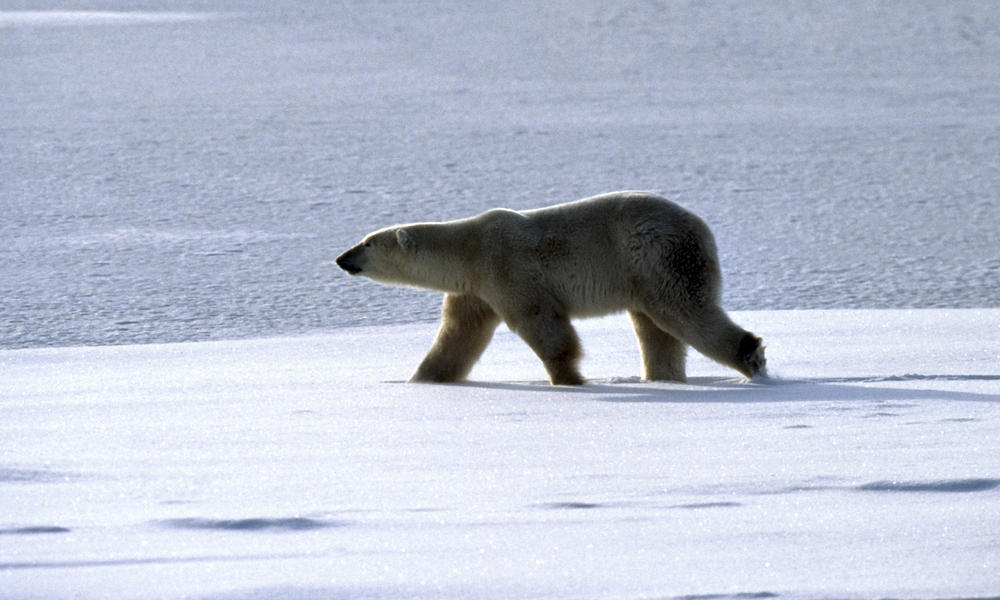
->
[[363, 241, 372, 248]]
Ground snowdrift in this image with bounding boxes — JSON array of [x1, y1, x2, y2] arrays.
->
[[2, 309, 998, 599]]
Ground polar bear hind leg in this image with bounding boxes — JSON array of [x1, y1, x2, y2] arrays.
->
[[642, 304, 766, 380], [628, 310, 687, 382], [411, 294, 501, 383]]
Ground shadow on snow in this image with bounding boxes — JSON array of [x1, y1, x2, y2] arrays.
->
[[429, 374, 1000, 404]]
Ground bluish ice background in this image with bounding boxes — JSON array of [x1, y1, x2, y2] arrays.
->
[[2, 1, 999, 349]]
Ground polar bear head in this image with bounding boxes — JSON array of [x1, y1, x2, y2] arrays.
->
[[337, 222, 477, 294], [336, 227, 417, 284]]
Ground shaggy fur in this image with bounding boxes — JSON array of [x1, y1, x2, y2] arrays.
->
[[336, 191, 766, 385]]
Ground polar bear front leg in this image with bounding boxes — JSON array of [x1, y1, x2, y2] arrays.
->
[[410, 294, 501, 383], [503, 301, 585, 386]]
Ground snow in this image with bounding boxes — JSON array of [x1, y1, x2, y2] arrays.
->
[[2, 309, 998, 599]]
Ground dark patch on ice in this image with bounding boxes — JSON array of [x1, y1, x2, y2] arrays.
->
[[0, 526, 71, 535], [157, 517, 345, 532], [750, 482, 842, 495], [801, 374, 1000, 385], [0, 552, 308, 571], [780, 483, 843, 494], [864, 374, 1000, 382], [541, 501, 605, 510], [668, 593, 778, 600], [670, 502, 742, 509], [941, 417, 980, 423], [857, 478, 1000, 493], [878, 597, 1000, 600], [196, 584, 473, 600], [783, 424, 812, 429], [0, 468, 79, 484]]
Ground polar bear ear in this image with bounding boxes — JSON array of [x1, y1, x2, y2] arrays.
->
[[396, 228, 415, 252]]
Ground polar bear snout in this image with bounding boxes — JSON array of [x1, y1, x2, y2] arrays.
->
[[336, 246, 366, 275]]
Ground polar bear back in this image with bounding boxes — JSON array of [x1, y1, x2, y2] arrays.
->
[[497, 192, 722, 317]]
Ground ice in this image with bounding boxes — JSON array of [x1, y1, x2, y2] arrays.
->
[[2, 309, 998, 599], [0, 11, 217, 28], [3, 2, 999, 348]]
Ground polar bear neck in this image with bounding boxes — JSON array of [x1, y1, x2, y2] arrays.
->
[[402, 222, 482, 295]]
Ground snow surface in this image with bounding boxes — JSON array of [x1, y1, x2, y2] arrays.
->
[[2, 309, 999, 599]]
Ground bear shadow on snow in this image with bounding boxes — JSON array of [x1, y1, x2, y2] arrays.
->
[[416, 377, 1000, 405], [338, 191, 766, 386]]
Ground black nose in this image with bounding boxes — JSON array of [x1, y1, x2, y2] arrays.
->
[[336, 250, 362, 275]]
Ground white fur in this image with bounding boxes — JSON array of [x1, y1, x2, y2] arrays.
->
[[336, 192, 765, 385]]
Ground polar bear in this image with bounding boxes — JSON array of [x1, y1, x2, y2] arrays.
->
[[336, 191, 765, 385]]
